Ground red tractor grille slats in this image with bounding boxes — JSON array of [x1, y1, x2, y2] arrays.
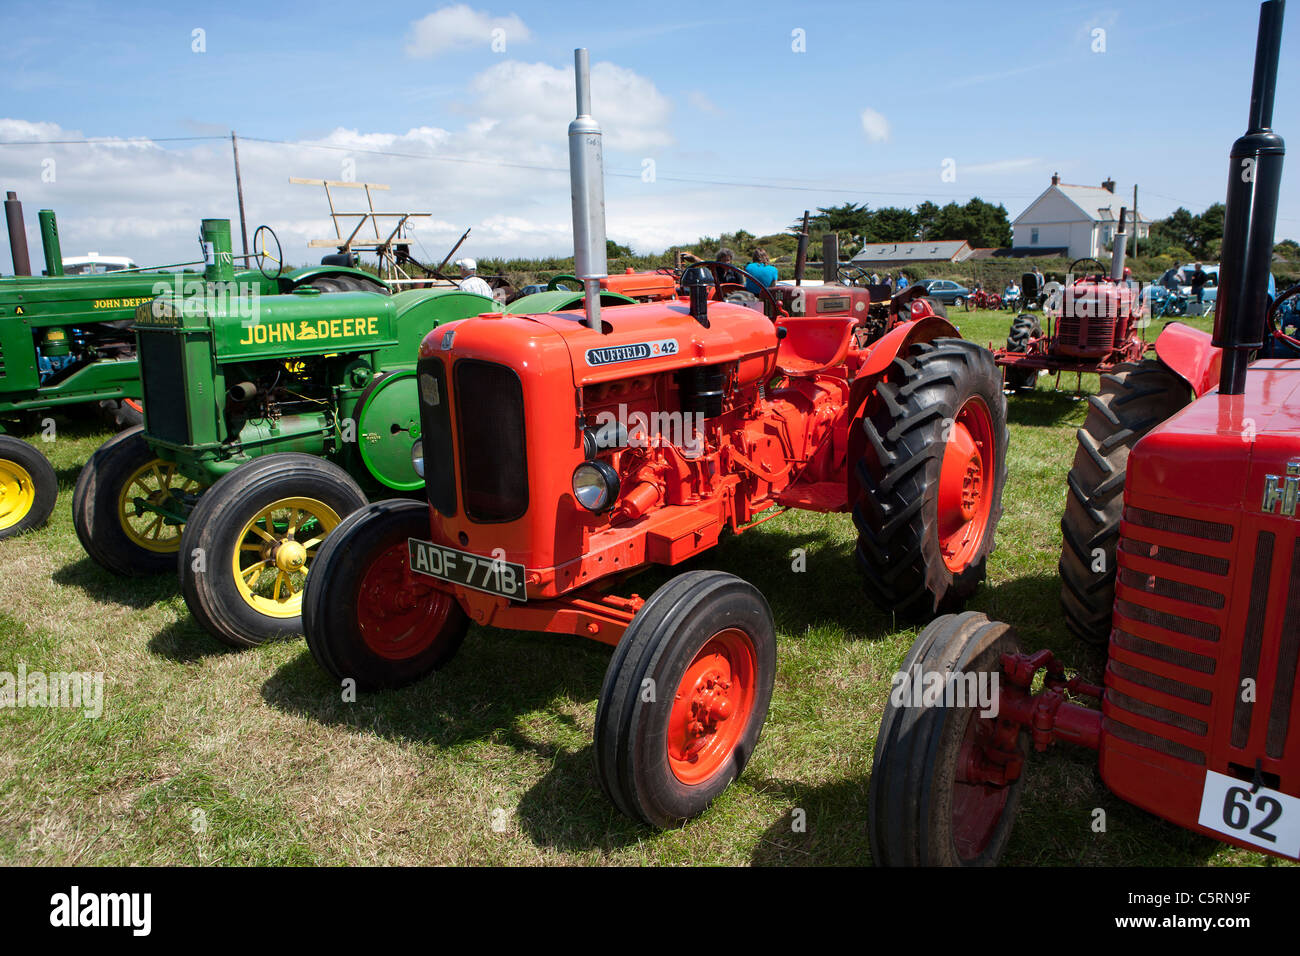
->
[[1108, 688, 1209, 736], [1104, 716, 1207, 765], [1108, 659, 1213, 705], [1230, 531, 1277, 749], [1123, 506, 1235, 542], [1114, 600, 1221, 643], [1264, 538, 1300, 759], [1117, 567, 1226, 609], [1119, 536, 1231, 576], [1111, 627, 1218, 673]]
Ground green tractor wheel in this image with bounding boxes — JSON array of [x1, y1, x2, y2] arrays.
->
[[178, 454, 368, 648], [72, 426, 204, 575], [0, 436, 58, 540]]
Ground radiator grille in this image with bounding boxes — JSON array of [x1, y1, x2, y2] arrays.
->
[[1114, 599, 1220, 643], [1104, 716, 1206, 765], [1117, 567, 1225, 609], [1108, 658, 1212, 705], [454, 359, 527, 523], [1108, 688, 1209, 736], [1231, 531, 1276, 748], [137, 331, 189, 445], [417, 356, 456, 518], [1124, 506, 1234, 542], [1111, 627, 1217, 673], [1265, 538, 1300, 759], [1119, 536, 1230, 576]]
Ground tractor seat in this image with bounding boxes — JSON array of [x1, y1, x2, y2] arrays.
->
[[774, 317, 855, 375]]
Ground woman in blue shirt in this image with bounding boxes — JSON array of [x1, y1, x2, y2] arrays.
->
[[744, 248, 779, 294]]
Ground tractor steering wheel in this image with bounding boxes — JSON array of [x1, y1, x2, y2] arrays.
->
[[547, 274, 583, 291], [681, 260, 788, 319], [253, 225, 284, 280], [837, 266, 869, 285], [1068, 257, 1106, 281]]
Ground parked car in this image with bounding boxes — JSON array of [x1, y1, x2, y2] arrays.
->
[[915, 278, 971, 308]]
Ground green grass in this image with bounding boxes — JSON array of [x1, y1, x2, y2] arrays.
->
[[0, 308, 1285, 866]]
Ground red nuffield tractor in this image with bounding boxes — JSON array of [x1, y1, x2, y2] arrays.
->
[[300, 49, 1009, 828], [995, 211, 1149, 393], [870, 0, 1300, 866]]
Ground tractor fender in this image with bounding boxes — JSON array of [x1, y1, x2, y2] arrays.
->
[[846, 314, 962, 418], [1153, 321, 1221, 398], [283, 265, 392, 293]]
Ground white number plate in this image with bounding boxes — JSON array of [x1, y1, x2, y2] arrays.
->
[[407, 538, 527, 601], [1197, 769, 1300, 858]]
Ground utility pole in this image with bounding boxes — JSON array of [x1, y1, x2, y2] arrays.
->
[[231, 132, 250, 259], [1133, 184, 1139, 258]]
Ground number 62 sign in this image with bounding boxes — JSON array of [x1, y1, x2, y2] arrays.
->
[[1197, 770, 1300, 858]]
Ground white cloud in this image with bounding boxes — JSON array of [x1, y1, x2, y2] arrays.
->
[[859, 108, 890, 143], [469, 59, 673, 153], [686, 91, 721, 116], [405, 5, 532, 58]]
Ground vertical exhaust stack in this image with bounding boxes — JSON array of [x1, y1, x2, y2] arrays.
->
[[1109, 207, 1128, 280], [569, 49, 608, 332], [1215, 0, 1286, 396], [38, 209, 63, 277], [4, 191, 32, 276]]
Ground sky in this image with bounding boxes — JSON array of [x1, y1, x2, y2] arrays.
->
[[1, 0, 1297, 269]]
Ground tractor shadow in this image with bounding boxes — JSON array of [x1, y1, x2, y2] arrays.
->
[[1006, 387, 1090, 428], [260, 629, 656, 852], [745, 775, 872, 865], [146, 617, 244, 663], [51, 557, 180, 611]]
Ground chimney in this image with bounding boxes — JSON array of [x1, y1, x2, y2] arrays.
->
[[1102, 177, 1116, 193], [568, 48, 608, 332], [1051, 172, 1060, 186]]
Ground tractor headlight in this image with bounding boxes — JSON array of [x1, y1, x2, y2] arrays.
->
[[410, 439, 424, 479], [572, 460, 620, 513]]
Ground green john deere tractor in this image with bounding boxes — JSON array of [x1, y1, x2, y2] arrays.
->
[[0, 194, 387, 540], [72, 218, 499, 648]]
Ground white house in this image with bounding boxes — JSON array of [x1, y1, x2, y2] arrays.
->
[[1012, 174, 1150, 260]]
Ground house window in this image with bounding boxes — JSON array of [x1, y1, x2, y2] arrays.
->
[[1031, 228, 1039, 245]]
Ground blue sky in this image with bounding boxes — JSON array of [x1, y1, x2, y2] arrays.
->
[[1, 0, 1296, 266]]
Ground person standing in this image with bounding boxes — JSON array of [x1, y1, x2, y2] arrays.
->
[[896, 273, 910, 291], [455, 258, 493, 298], [1190, 262, 1210, 304], [744, 248, 778, 294]]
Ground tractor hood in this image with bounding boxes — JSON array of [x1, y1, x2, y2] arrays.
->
[[1127, 358, 1300, 513]]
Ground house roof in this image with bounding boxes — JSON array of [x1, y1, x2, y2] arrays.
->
[[1014, 183, 1150, 225], [850, 240, 972, 263]]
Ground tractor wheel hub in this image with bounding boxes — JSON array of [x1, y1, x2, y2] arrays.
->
[[274, 540, 307, 573]]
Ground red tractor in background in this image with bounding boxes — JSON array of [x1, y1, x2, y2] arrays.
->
[[299, 49, 1009, 828], [995, 211, 1152, 394], [870, 0, 1300, 866]]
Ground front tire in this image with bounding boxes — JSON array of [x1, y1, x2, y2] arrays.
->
[[594, 570, 776, 828], [854, 339, 1009, 618], [179, 454, 368, 648], [302, 498, 468, 690], [1003, 313, 1041, 392], [1059, 360, 1192, 646], [868, 611, 1025, 866], [72, 426, 204, 575], [0, 436, 57, 540]]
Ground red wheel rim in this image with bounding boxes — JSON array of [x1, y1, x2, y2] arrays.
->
[[937, 395, 995, 573], [355, 541, 456, 661], [667, 628, 757, 786], [951, 711, 1012, 861]]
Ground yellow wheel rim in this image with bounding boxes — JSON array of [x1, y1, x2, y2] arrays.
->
[[116, 458, 203, 553], [0, 458, 36, 531], [231, 496, 341, 619]]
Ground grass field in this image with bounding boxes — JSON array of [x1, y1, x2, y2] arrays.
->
[[0, 308, 1286, 867]]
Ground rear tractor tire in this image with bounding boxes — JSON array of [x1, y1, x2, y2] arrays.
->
[[868, 611, 1025, 866], [854, 338, 1009, 619], [302, 498, 468, 690], [0, 436, 58, 540], [179, 454, 368, 648], [1059, 360, 1193, 647], [72, 426, 204, 575], [594, 570, 776, 828], [1003, 313, 1041, 392]]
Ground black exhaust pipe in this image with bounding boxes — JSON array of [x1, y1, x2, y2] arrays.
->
[[1214, 0, 1286, 396], [4, 191, 32, 276]]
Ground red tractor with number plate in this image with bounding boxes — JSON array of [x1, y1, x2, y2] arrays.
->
[[300, 49, 1010, 828], [869, 0, 1300, 866]]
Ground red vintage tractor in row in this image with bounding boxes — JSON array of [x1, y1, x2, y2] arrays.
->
[[870, 0, 1300, 866], [298, 50, 1010, 828], [994, 211, 1151, 394]]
